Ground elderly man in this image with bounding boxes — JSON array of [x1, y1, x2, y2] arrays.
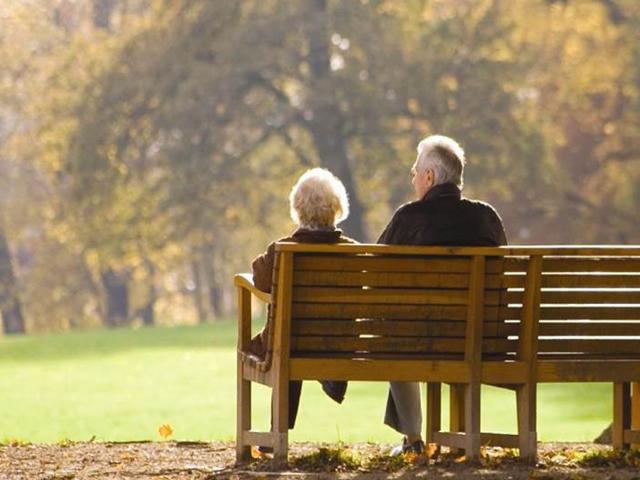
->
[[378, 135, 507, 455]]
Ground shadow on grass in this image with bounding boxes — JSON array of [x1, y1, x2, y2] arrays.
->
[[0, 321, 243, 363]]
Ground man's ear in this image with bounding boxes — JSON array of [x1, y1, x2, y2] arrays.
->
[[425, 169, 435, 188]]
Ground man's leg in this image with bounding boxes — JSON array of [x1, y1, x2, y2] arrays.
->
[[385, 382, 424, 454]]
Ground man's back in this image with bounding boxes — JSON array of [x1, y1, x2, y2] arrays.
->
[[378, 183, 507, 247]]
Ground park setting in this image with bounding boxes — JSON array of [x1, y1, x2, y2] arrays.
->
[[1, 0, 640, 478]]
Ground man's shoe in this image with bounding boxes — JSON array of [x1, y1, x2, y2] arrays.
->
[[390, 436, 425, 456]]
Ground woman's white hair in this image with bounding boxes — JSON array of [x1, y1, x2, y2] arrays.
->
[[289, 168, 350, 228], [416, 135, 466, 188]]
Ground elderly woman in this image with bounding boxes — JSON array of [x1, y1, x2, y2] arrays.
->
[[248, 167, 356, 432]]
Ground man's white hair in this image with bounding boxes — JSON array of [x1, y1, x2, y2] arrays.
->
[[289, 168, 350, 228], [416, 135, 466, 188]]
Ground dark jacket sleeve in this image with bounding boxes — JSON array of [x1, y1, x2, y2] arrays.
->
[[251, 241, 277, 293], [490, 209, 508, 246], [377, 209, 404, 245]]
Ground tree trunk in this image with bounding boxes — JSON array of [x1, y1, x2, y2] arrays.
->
[[305, 0, 367, 241], [93, 0, 117, 30], [0, 229, 25, 334], [100, 268, 129, 328], [191, 260, 208, 324], [208, 283, 223, 320], [202, 248, 223, 320], [140, 260, 156, 326]]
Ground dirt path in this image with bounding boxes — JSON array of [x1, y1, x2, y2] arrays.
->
[[1, 441, 639, 479]]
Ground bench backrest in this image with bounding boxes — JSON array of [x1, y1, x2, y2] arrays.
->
[[270, 244, 640, 366], [271, 244, 530, 362], [528, 254, 640, 361]]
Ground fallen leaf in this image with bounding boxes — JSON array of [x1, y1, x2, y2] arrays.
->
[[251, 446, 265, 459], [426, 443, 439, 459], [158, 424, 173, 439]]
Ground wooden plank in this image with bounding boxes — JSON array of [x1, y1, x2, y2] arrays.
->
[[537, 353, 640, 361], [292, 319, 513, 337], [272, 252, 293, 443], [294, 270, 505, 289], [291, 336, 515, 354], [481, 433, 520, 448], [464, 256, 485, 459], [540, 274, 640, 289], [236, 285, 253, 462], [538, 322, 640, 336], [426, 383, 442, 445], [433, 431, 466, 449], [537, 361, 640, 382], [481, 361, 528, 384], [632, 383, 640, 444], [291, 336, 466, 354], [613, 383, 631, 449], [291, 319, 468, 337], [294, 255, 472, 273], [277, 242, 640, 257], [516, 255, 542, 462], [542, 258, 640, 273], [291, 303, 470, 320], [243, 431, 275, 448], [537, 339, 640, 354], [293, 286, 473, 305], [502, 258, 529, 273], [539, 306, 640, 320], [243, 365, 273, 386], [293, 286, 510, 306], [624, 430, 640, 444], [449, 384, 465, 436], [288, 358, 470, 382], [538, 290, 640, 304], [234, 273, 272, 303]]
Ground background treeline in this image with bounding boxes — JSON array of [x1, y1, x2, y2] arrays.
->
[[0, 0, 638, 334]]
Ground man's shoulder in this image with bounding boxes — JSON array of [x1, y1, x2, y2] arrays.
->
[[392, 200, 426, 217], [460, 196, 501, 216]]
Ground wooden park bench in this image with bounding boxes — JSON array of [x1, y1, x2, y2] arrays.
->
[[234, 244, 640, 466]]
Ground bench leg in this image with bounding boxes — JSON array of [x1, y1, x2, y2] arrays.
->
[[613, 382, 631, 450], [449, 383, 465, 455], [516, 383, 537, 463], [271, 379, 289, 468], [464, 382, 481, 461], [236, 361, 252, 463], [632, 382, 640, 449], [426, 383, 441, 456]]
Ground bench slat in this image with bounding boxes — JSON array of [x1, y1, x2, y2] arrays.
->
[[504, 274, 640, 289], [292, 319, 512, 338], [537, 339, 640, 354], [538, 322, 640, 336], [291, 337, 514, 354], [294, 256, 473, 273], [294, 270, 506, 289], [539, 290, 640, 304], [293, 287, 512, 305], [539, 306, 640, 320], [542, 258, 640, 273], [537, 360, 640, 382], [293, 287, 472, 305], [291, 303, 471, 320]]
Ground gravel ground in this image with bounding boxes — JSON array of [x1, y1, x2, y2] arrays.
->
[[1, 441, 639, 480]]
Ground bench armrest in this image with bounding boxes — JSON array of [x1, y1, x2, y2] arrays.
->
[[234, 273, 272, 304]]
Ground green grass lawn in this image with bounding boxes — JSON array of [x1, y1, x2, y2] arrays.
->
[[0, 322, 611, 444]]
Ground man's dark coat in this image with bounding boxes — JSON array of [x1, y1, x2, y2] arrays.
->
[[378, 182, 507, 433]]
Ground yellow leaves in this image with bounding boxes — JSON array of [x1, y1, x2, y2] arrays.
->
[[158, 424, 173, 439], [250, 446, 265, 459], [425, 442, 439, 459]]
